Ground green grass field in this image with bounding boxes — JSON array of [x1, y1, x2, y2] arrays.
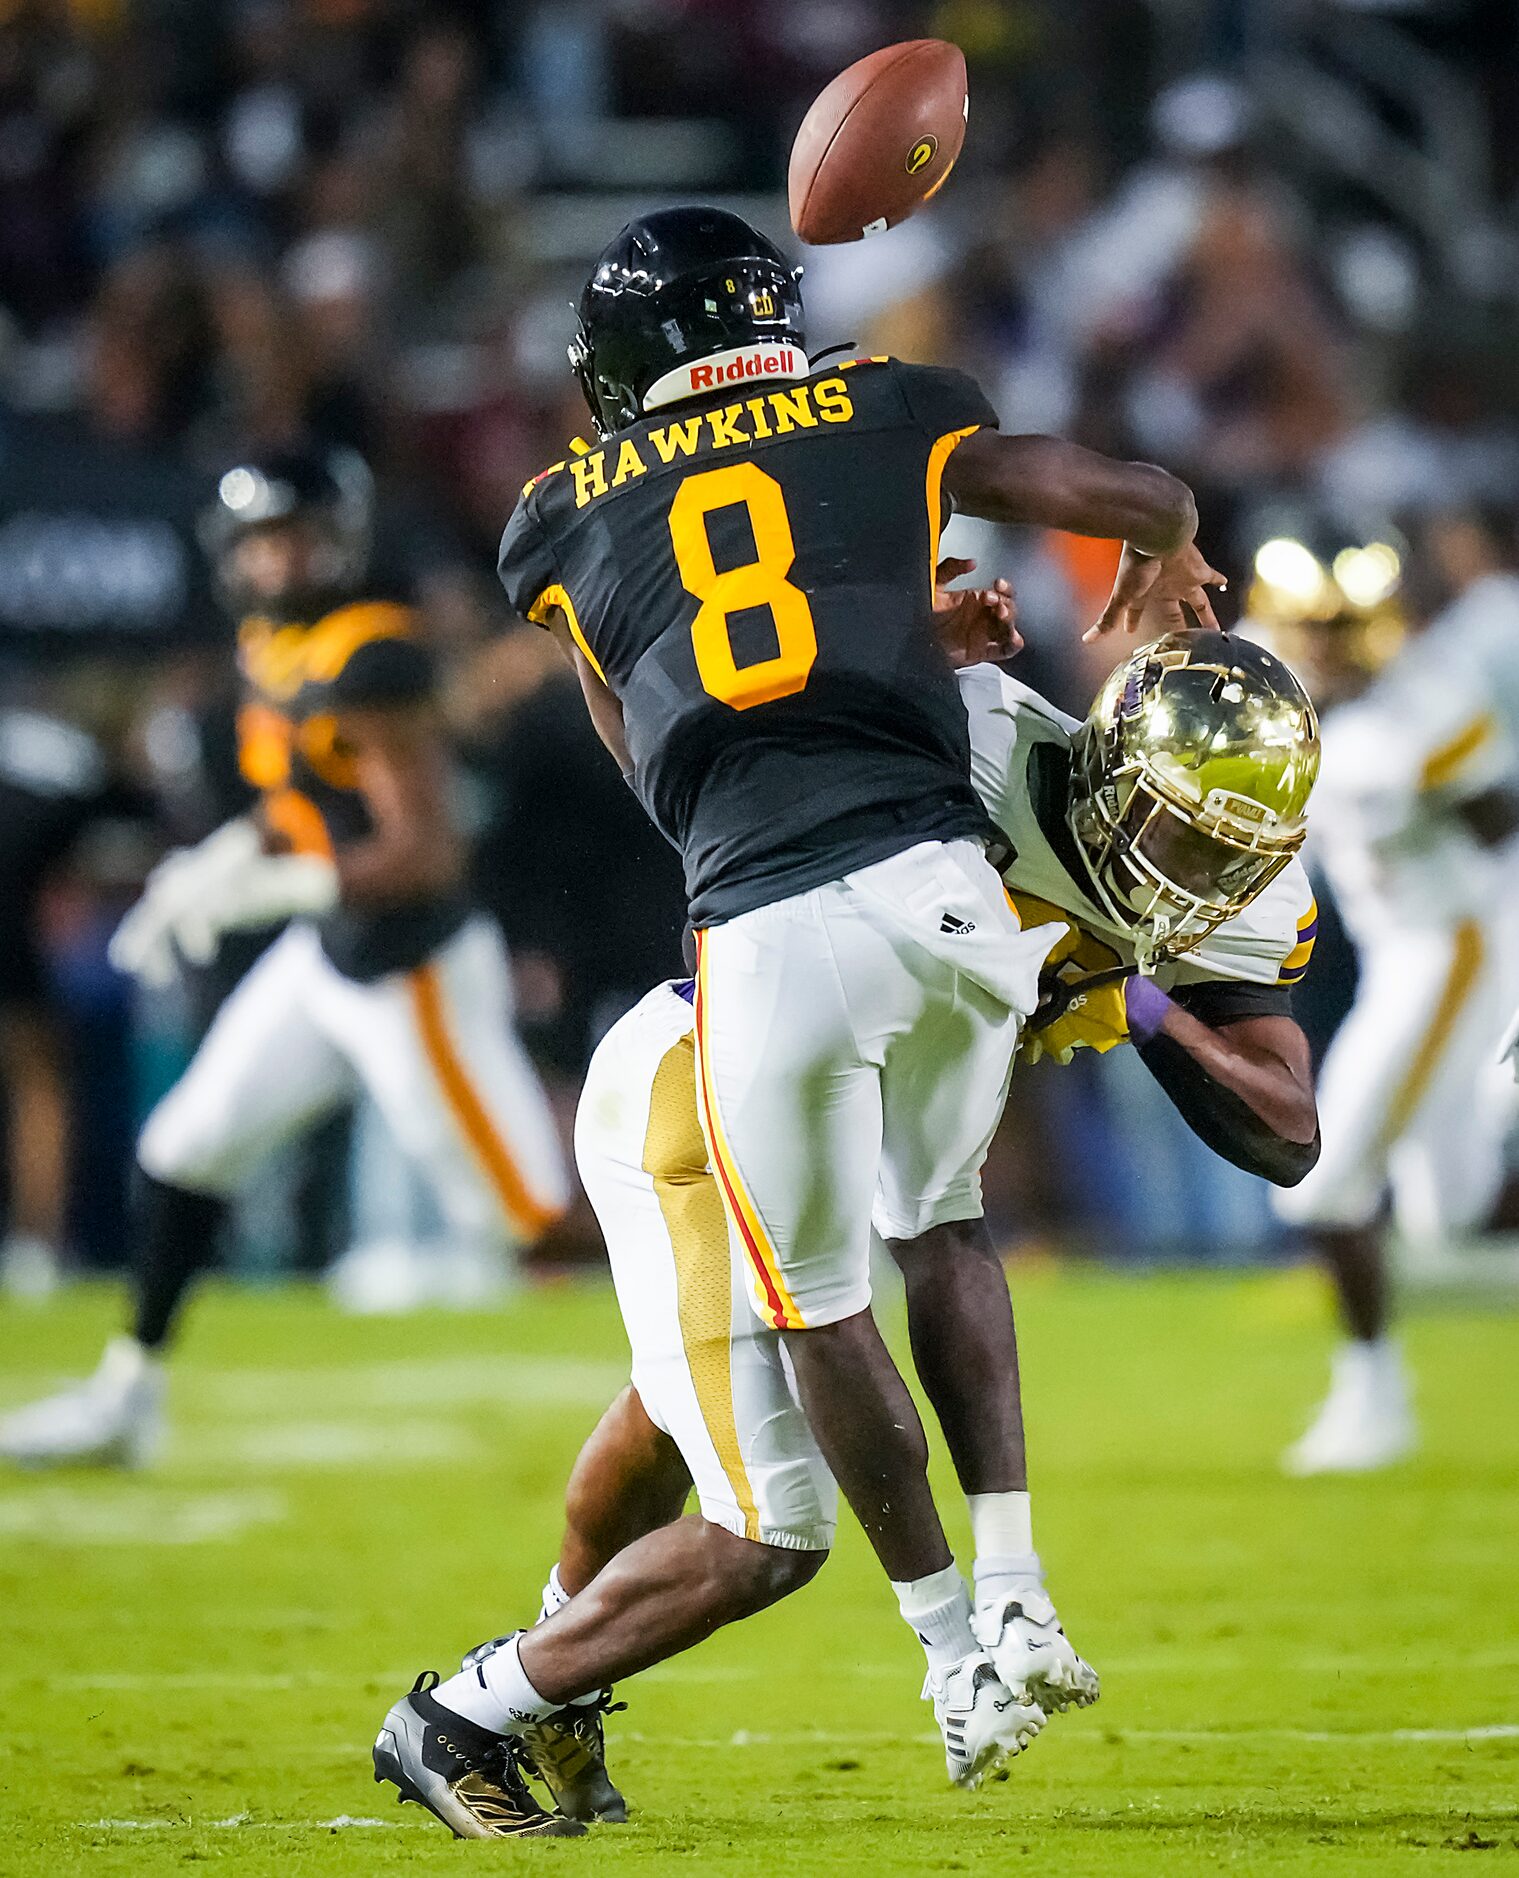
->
[[1, 1266, 1516, 1876]]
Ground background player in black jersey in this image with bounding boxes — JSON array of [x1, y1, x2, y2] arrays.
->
[[0, 448, 568, 1471], [376, 208, 1225, 1820]]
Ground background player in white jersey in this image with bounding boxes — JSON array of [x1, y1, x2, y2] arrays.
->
[[1246, 525, 1519, 1472], [374, 629, 1323, 1835], [0, 449, 568, 1472]]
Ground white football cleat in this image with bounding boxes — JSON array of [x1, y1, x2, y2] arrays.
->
[[1283, 1340, 1415, 1476], [975, 1564, 1100, 1716], [924, 1650, 1045, 1788], [0, 1337, 165, 1469]]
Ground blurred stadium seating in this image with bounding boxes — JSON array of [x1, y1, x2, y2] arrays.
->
[[2, 0, 1517, 1284]]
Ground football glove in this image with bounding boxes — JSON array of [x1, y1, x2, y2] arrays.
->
[[1020, 969, 1130, 1067], [109, 818, 338, 986]]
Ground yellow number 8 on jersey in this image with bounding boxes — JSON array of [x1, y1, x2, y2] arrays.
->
[[668, 462, 817, 711]]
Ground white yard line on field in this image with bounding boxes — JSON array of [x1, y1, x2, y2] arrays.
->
[[84, 1816, 404, 1832], [647, 1725, 1519, 1749], [0, 1487, 285, 1545]]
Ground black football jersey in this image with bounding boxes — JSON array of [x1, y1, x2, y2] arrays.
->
[[236, 600, 466, 979], [499, 356, 999, 924]]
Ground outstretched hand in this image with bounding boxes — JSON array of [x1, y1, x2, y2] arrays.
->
[[934, 557, 1021, 668], [1085, 541, 1226, 642]]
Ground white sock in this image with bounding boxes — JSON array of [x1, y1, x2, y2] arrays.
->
[[538, 1565, 571, 1625], [892, 1563, 977, 1675], [99, 1336, 157, 1391], [968, 1490, 1040, 1608], [432, 1633, 555, 1733]]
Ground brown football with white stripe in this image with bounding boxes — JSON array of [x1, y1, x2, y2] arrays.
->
[[788, 39, 968, 246]]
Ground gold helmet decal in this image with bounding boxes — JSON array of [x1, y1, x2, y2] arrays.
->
[[905, 134, 939, 175], [1069, 633, 1320, 966]]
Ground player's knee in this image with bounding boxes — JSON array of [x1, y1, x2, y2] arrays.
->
[[697, 1522, 826, 1616], [886, 1215, 993, 1280], [136, 1096, 241, 1198]]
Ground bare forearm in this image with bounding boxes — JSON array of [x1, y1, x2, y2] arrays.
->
[[944, 431, 1197, 556], [1152, 1003, 1317, 1144], [334, 828, 463, 905]]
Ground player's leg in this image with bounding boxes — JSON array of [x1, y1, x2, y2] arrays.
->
[[553, 1386, 693, 1601], [872, 926, 1096, 1718], [376, 983, 833, 1832], [323, 918, 568, 1262], [0, 927, 353, 1468], [693, 866, 1046, 1779]]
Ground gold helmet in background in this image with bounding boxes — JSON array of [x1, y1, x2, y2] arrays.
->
[[1069, 632, 1321, 967], [1243, 534, 1405, 700]]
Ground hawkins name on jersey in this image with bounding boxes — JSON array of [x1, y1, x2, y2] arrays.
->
[[956, 662, 1317, 1002]]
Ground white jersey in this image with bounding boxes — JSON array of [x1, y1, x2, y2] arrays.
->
[[1306, 616, 1517, 944], [955, 662, 1318, 994]]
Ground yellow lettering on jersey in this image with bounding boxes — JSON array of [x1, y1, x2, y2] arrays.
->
[[649, 417, 704, 463], [813, 377, 854, 423], [705, 404, 751, 450], [744, 395, 774, 440], [570, 452, 609, 508], [611, 438, 648, 487], [767, 387, 817, 433]]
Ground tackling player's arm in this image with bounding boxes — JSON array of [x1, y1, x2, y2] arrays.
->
[[325, 700, 464, 902], [1130, 980, 1320, 1186], [943, 430, 1224, 637]]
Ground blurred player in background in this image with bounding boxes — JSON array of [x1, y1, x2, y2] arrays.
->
[[1247, 520, 1519, 1472], [372, 626, 1323, 1835], [0, 448, 567, 1470]]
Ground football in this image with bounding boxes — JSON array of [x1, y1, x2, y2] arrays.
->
[[788, 39, 968, 246]]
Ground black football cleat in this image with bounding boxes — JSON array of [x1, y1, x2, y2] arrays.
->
[[461, 1633, 629, 1824], [520, 1696, 630, 1824], [372, 1672, 585, 1839]]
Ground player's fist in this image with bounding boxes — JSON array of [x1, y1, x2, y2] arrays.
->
[[1021, 973, 1130, 1066]]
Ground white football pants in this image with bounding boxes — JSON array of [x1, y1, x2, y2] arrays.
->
[[693, 838, 1060, 1330], [576, 980, 836, 1551], [1276, 913, 1517, 1237], [137, 918, 568, 1246]]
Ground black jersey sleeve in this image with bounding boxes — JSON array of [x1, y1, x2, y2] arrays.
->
[[498, 486, 563, 626], [322, 632, 435, 710], [890, 360, 1001, 442], [1170, 978, 1296, 1026]]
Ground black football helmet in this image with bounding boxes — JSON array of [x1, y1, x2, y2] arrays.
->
[[200, 444, 374, 621], [569, 207, 806, 437]]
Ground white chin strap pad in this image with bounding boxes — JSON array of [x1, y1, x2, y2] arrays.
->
[[642, 342, 809, 413]]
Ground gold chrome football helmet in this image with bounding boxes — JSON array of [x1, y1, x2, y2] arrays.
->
[[1069, 631, 1320, 967], [1243, 534, 1405, 706]]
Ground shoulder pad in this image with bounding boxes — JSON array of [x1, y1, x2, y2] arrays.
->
[[521, 460, 568, 501], [305, 600, 413, 683]]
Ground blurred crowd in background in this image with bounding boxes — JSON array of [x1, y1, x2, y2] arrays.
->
[[2, 0, 1517, 1290]]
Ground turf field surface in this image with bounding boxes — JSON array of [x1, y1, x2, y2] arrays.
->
[[1, 1267, 1516, 1876]]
